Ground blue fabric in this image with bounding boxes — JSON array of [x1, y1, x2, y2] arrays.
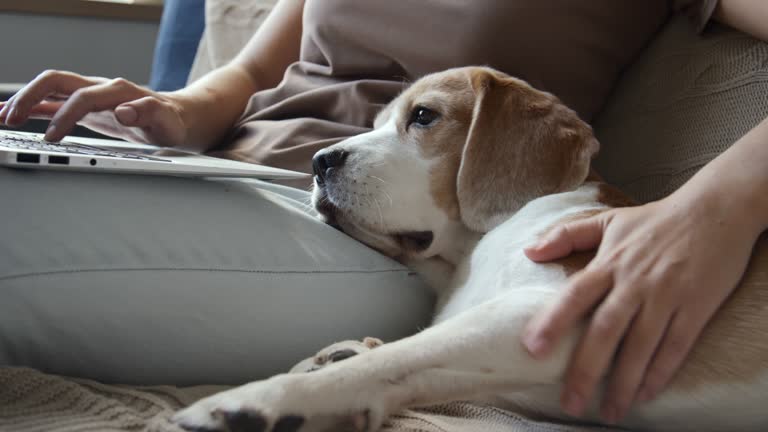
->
[[150, 0, 206, 91]]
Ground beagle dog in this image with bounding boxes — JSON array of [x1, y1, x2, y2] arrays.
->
[[174, 67, 768, 432]]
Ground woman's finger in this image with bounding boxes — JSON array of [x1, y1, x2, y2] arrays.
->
[[524, 213, 608, 262], [116, 97, 173, 128], [114, 97, 186, 146], [26, 101, 65, 120], [2, 100, 62, 123], [0, 98, 15, 123], [561, 283, 640, 417], [3, 71, 101, 126], [601, 301, 675, 423], [636, 310, 709, 402], [523, 267, 612, 359], [0, 101, 9, 123], [45, 78, 149, 141]]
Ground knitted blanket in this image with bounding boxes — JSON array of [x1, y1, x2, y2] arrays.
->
[[0, 367, 618, 432]]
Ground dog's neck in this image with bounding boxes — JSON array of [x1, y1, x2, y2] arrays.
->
[[402, 223, 480, 294], [416, 176, 627, 295], [433, 221, 483, 266], [435, 170, 614, 266]]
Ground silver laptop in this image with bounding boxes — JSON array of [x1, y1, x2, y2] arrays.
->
[[0, 130, 308, 180]]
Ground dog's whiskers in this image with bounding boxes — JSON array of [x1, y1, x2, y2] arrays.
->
[[374, 197, 386, 230], [366, 174, 387, 184], [364, 182, 387, 230], [365, 175, 394, 207], [364, 161, 385, 170], [380, 189, 394, 207]]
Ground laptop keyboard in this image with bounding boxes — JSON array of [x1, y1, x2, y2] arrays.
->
[[0, 133, 171, 162]]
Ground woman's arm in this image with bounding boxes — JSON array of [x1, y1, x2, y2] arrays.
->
[[522, 115, 768, 423], [518, 5, 768, 423], [678, 116, 768, 233], [0, 0, 305, 151], [714, 0, 768, 41], [174, 0, 305, 150]]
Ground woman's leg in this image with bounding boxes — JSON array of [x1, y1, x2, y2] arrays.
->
[[0, 168, 433, 385], [150, 0, 206, 91]]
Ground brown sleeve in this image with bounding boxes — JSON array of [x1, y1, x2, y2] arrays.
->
[[672, 0, 719, 32]]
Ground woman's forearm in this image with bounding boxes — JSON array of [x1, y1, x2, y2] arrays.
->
[[171, 0, 305, 151], [672, 116, 768, 236], [714, 0, 768, 42]]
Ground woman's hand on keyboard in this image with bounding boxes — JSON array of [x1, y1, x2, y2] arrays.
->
[[0, 70, 190, 147]]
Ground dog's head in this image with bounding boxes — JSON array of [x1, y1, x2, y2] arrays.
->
[[311, 67, 599, 261]]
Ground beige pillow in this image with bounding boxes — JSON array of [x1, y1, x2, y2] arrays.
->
[[593, 16, 768, 203], [188, 0, 278, 84]]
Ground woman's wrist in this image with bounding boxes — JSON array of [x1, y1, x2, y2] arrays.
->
[[735, 180, 768, 235], [167, 65, 260, 151], [670, 116, 768, 238], [671, 175, 768, 241], [157, 90, 198, 147]]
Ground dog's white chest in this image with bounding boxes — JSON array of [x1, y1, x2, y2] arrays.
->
[[433, 185, 607, 324]]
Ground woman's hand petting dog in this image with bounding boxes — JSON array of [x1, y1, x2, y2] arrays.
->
[[522, 191, 761, 424]]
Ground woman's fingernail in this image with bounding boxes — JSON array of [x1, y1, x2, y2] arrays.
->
[[523, 333, 549, 357], [525, 242, 542, 252], [563, 391, 585, 417], [115, 106, 138, 124]]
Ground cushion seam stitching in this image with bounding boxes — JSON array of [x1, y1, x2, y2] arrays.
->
[[0, 267, 412, 282]]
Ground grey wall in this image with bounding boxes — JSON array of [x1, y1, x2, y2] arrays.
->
[[0, 13, 159, 85]]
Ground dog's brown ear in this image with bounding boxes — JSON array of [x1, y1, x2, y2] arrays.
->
[[456, 69, 599, 232]]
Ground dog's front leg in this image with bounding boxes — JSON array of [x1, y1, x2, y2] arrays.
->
[[173, 292, 578, 432]]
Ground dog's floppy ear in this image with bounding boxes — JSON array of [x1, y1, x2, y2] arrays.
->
[[456, 69, 599, 232]]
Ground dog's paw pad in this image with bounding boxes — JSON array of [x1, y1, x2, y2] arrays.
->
[[328, 349, 360, 363], [176, 427, 220, 432], [218, 409, 269, 432], [272, 415, 306, 432]]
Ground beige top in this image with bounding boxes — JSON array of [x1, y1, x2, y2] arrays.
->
[[210, 0, 718, 187]]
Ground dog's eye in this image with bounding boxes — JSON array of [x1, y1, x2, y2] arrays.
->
[[408, 106, 439, 128]]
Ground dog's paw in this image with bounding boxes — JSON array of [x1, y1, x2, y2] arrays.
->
[[289, 337, 383, 374], [173, 404, 308, 432], [172, 374, 386, 432]]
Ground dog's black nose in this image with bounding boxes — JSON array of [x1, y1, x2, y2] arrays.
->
[[313, 149, 349, 185]]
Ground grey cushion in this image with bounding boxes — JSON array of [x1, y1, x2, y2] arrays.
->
[[0, 168, 433, 385]]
